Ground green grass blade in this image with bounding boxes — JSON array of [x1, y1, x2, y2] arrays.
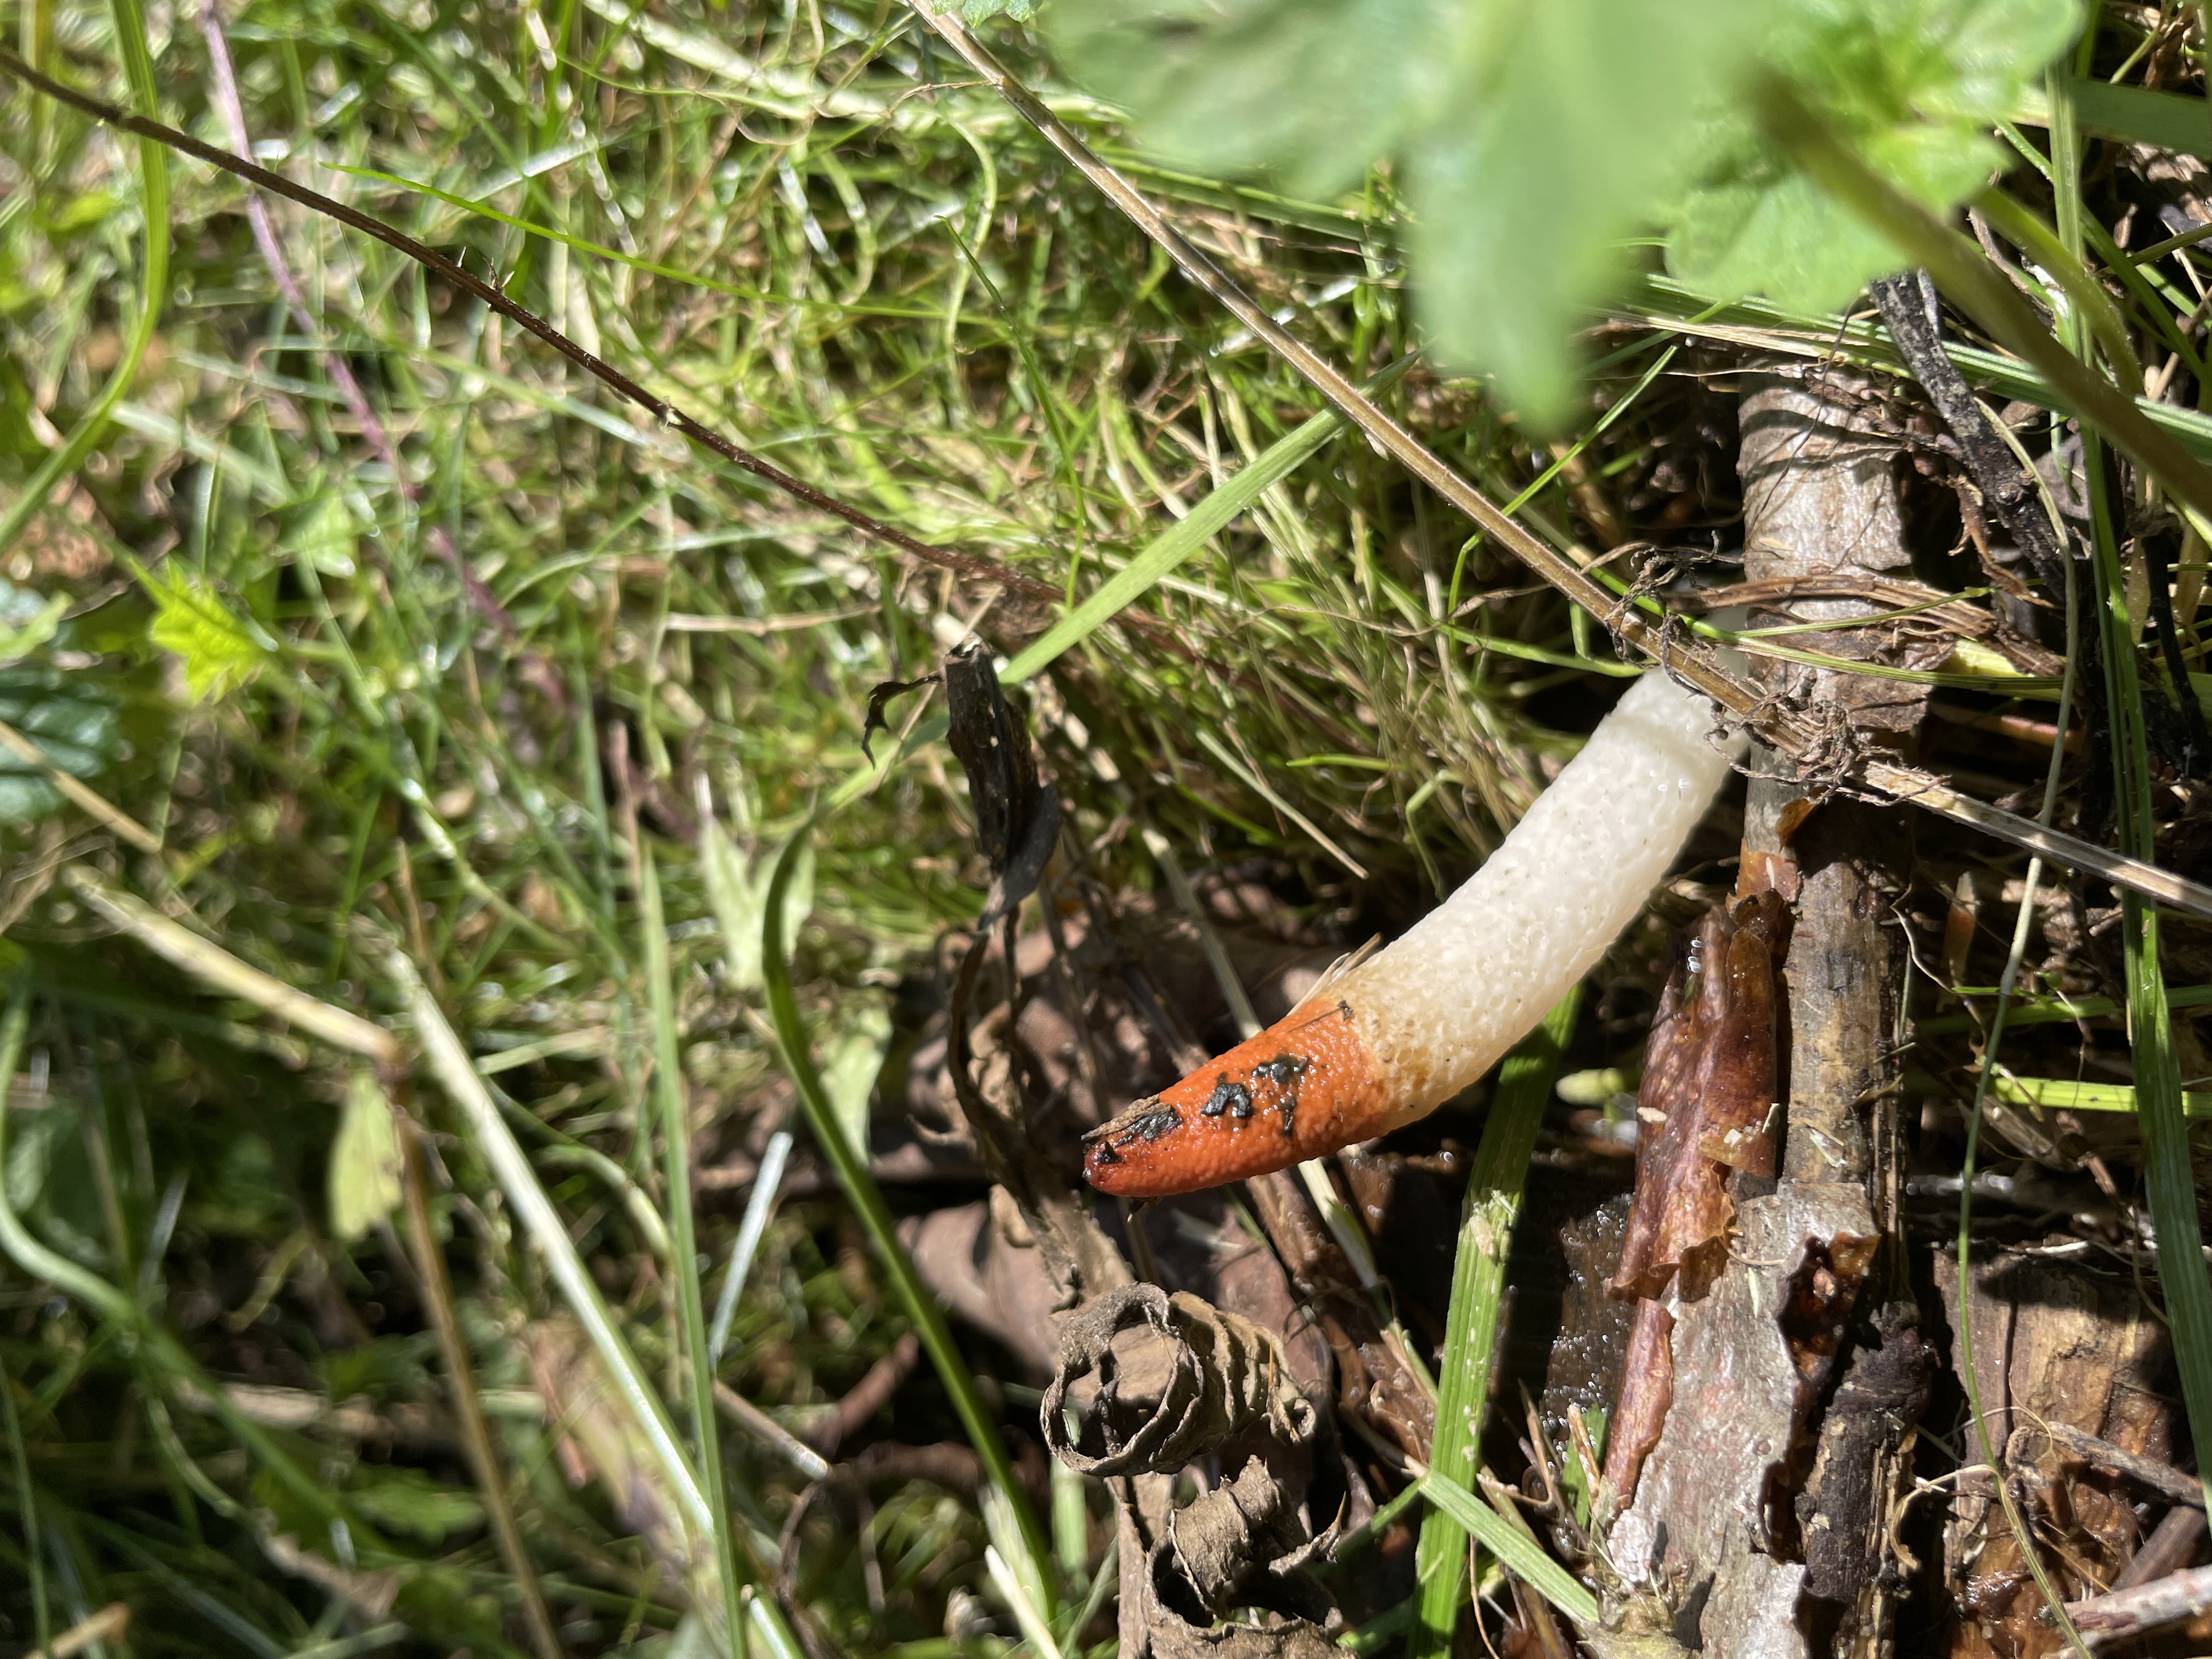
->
[[390, 952, 708, 1529], [1409, 989, 1579, 1659], [1911, 982, 2212, 1035], [1001, 356, 1413, 686], [1, 1281, 51, 1650], [0, 986, 365, 1542], [2086, 454, 2212, 1513], [1413, 1470, 1597, 1629], [0, 0, 170, 555], [2124, 921, 2212, 1517], [642, 846, 748, 1650], [1984, 1075, 2212, 1118], [759, 822, 1056, 1604], [2063, 76, 2212, 160], [2049, 71, 2212, 1519]]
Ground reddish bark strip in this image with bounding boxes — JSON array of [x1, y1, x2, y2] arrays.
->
[[1610, 893, 1791, 1307]]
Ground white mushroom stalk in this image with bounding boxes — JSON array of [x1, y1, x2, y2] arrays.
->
[[1084, 672, 1744, 1195]]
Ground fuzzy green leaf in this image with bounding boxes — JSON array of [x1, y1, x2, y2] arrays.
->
[[1668, 0, 2081, 310], [1048, 0, 1458, 200], [1052, 0, 1758, 424], [1048, 0, 2080, 424], [1407, 0, 1760, 426]]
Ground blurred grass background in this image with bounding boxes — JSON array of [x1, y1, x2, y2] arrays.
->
[[0, 0, 1729, 1651]]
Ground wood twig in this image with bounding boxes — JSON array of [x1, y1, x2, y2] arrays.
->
[[2014, 1419, 2208, 1510], [2065, 1561, 2212, 1646], [2112, 1502, 2210, 1593], [1868, 269, 2068, 594], [399, 1121, 567, 1659]]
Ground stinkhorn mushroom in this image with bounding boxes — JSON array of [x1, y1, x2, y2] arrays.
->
[[1082, 671, 1743, 1197]]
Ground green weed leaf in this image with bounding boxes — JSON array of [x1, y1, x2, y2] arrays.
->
[[960, 0, 1037, 18], [1050, 0, 2079, 423], [1668, 0, 2080, 311], [285, 493, 360, 578], [0, 667, 119, 823], [145, 565, 269, 703], [1049, 0, 1457, 200], [1407, 0, 1761, 425], [1053, 0, 1759, 423], [349, 1466, 484, 1543], [329, 1069, 404, 1243]]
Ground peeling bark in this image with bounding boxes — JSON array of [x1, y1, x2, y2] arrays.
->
[[1602, 371, 1931, 1655], [1937, 1250, 2179, 1658]]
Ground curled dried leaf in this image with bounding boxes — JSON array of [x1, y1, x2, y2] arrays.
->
[[1042, 1283, 1314, 1477], [1166, 1455, 1335, 1614]]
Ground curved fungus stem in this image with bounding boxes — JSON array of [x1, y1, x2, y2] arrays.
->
[[1085, 672, 1743, 1197]]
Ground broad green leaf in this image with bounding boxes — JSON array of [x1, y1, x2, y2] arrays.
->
[[1668, 0, 2080, 310], [1408, 0, 1760, 425], [961, 0, 1037, 18], [0, 667, 120, 823], [144, 565, 269, 703], [1048, 0, 1461, 200], [1051, 0, 1756, 424], [284, 493, 360, 578], [1047, 0, 2079, 424], [329, 1069, 404, 1243]]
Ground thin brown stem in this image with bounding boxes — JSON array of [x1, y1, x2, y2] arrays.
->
[[399, 1121, 566, 1659]]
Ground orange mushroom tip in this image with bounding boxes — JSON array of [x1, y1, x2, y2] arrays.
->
[[1081, 998, 1391, 1197]]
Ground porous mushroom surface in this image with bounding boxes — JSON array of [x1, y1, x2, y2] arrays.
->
[[1084, 671, 1743, 1196]]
